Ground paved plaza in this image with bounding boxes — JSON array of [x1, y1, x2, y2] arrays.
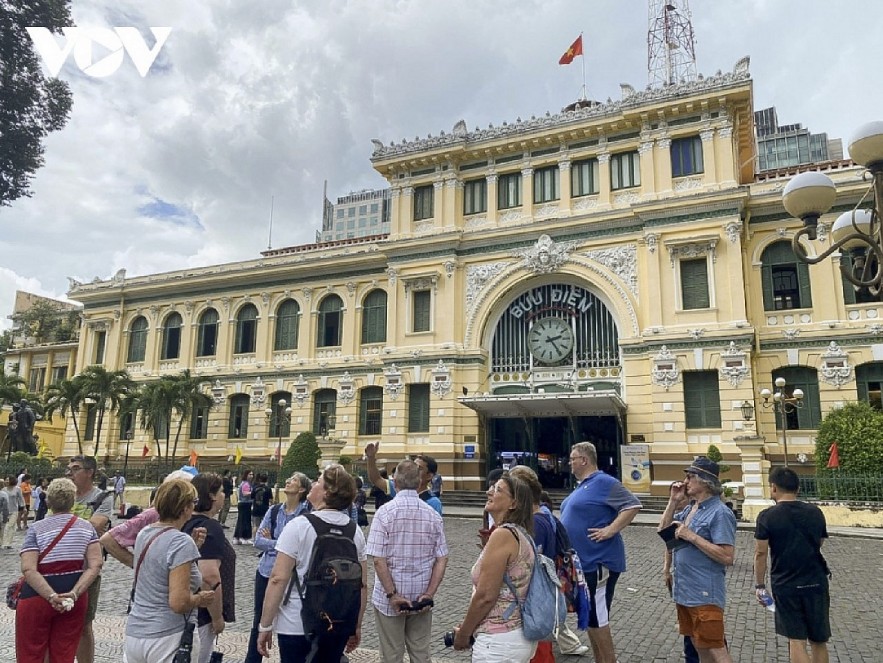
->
[[1, 514, 881, 662]]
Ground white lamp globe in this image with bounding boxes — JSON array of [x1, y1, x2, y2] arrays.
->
[[848, 121, 883, 170], [831, 209, 874, 248], [782, 171, 836, 220]]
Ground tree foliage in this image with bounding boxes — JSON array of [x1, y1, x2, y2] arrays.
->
[[78, 365, 133, 458], [0, 0, 74, 205], [281, 431, 321, 480], [815, 401, 883, 476], [15, 298, 80, 344]]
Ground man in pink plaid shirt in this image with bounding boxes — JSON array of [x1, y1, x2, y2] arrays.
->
[[365, 457, 448, 663]]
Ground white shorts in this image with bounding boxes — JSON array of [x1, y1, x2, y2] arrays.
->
[[124, 631, 201, 663], [472, 628, 537, 663]]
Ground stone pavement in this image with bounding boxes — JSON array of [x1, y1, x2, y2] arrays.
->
[[1, 514, 881, 661]]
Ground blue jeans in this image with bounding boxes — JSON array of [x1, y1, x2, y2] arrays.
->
[[244, 571, 269, 663]]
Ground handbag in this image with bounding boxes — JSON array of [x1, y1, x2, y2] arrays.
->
[[6, 515, 78, 610]]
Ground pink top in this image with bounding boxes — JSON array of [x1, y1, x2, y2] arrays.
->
[[108, 507, 160, 548], [470, 524, 534, 635]]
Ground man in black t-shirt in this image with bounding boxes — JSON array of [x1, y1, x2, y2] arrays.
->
[[754, 467, 831, 663]]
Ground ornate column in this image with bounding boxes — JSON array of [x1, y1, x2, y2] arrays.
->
[[656, 137, 673, 197], [639, 140, 656, 198], [486, 170, 498, 226], [521, 164, 534, 219], [558, 158, 572, 215], [597, 152, 612, 207], [717, 124, 737, 186], [443, 176, 461, 229], [700, 128, 717, 188], [431, 177, 444, 230], [736, 434, 774, 522]]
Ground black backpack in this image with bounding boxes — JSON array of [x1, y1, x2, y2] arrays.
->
[[285, 513, 362, 639], [253, 485, 271, 511]]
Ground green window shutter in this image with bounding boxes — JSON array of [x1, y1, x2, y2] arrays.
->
[[680, 258, 710, 309], [361, 291, 387, 343], [761, 264, 774, 310], [683, 371, 721, 429], [413, 291, 431, 332], [408, 384, 430, 432], [797, 261, 813, 308]]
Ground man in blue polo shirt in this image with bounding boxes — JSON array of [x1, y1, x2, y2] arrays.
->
[[561, 441, 642, 663], [659, 456, 736, 663]]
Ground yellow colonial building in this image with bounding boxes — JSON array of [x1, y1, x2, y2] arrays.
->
[[64, 59, 883, 497]]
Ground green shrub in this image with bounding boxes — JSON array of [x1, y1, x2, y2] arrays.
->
[[281, 431, 322, 480], [814, 401, 883, 500]]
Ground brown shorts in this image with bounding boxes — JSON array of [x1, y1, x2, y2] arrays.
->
[[677, 604, 726, 650], [85, 575, 101, 623]]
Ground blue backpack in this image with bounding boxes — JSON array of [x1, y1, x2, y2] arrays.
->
[[501, 525, 568, 641]]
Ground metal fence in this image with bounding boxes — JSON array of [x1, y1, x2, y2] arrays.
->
[[799, 474, 883, 503]]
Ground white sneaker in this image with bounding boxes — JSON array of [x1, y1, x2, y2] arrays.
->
[[561, 645, 590, 656]]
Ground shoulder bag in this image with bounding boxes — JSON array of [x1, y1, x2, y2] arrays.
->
[[127, 526, 175, 614]]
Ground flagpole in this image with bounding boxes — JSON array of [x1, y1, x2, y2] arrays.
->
[[579, 32, 586, 101]]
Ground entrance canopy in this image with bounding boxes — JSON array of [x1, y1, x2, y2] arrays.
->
[[459, 390, 626, 418]]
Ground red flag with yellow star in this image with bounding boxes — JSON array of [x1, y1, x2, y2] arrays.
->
[[559, 35, 583, 65]]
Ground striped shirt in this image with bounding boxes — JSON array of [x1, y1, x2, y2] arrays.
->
[[21, 512, 98, 575], [365, 489, 448, 616]]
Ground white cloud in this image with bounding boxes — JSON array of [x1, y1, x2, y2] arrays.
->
[[2, 0, 882, 316]]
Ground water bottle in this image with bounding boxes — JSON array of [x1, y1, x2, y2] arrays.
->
[[758, 589, 775, 612]]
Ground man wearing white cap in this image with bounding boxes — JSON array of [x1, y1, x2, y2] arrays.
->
[[659, 456, 737, 663]]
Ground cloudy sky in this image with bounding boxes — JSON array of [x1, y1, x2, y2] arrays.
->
[[2, 0, 882, 328]]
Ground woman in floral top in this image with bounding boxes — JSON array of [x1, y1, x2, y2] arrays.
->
[[454, 473, 537, 662]]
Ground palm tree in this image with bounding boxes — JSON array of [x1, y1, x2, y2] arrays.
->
[[0, 367, 25, 406], [44, 377, 86, 454], [169, 370, 213, 460], [138, 377, 178, 461], [78, 365, 133, 458]]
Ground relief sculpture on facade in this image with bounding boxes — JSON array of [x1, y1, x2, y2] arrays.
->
[[584, 245, 638, 297]]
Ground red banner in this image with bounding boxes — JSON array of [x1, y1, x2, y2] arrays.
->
[[827, 442, 840, 469]]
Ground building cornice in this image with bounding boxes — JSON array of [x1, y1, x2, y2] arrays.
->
[[370, 59, 751, 166]]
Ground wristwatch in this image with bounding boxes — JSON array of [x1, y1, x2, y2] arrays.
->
[[385, 589, 397, 599], [754, 584, 766, 589]]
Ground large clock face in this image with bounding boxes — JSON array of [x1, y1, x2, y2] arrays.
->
[[528, 317, 574, 363]]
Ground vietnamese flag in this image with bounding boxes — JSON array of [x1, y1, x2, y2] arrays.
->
[[141, 444, 150, 458], [827, 442, 840, 469], [559, 35, 583, 65], [189, 449, 199, 467]]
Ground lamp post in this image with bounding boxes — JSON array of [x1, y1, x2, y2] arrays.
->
[[265, 399, 292, 502], [782, 121, 883, 297], [760, 377, 803, 468], [122, 429, 132, 477]]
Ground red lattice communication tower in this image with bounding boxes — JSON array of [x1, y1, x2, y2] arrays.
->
[[647, 0, 697, 87]]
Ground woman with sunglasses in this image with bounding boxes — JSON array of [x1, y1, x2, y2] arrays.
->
[[454, 473, 538, 662], [124, 479, 215, 663], [243, 472, 312, 663]]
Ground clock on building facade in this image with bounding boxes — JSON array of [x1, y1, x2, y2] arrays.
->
[[528, 316, 574, 364]]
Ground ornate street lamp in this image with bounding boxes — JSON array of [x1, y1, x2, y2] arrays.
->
[[122, 429, 132, 477], [265, 399, 292, 501], [740, 400, 755, 422], [782, 121, 883, 296], [760, 377, 803, 467]]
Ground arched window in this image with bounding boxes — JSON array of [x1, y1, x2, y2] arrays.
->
[[161, 312, 183, 360], [274, 300, 300, 351], [770, 366, 821, 430], [317, 295, 343, 347], [229, 394, 249, 438], [196, 308, 219, 357], [761, 241, 812, 311], [361, 290, 387, 344], [268, 391, 292, 438], [235, 304, 259, 354], [359, 386, 383, 436], [127, 316, 148, 363], [313, 389, 337, 436], [856, 362, 883, 410]]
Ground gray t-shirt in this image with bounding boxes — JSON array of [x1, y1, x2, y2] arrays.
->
[[72, 486, 114, 533], [126, 526, 202, 639]]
